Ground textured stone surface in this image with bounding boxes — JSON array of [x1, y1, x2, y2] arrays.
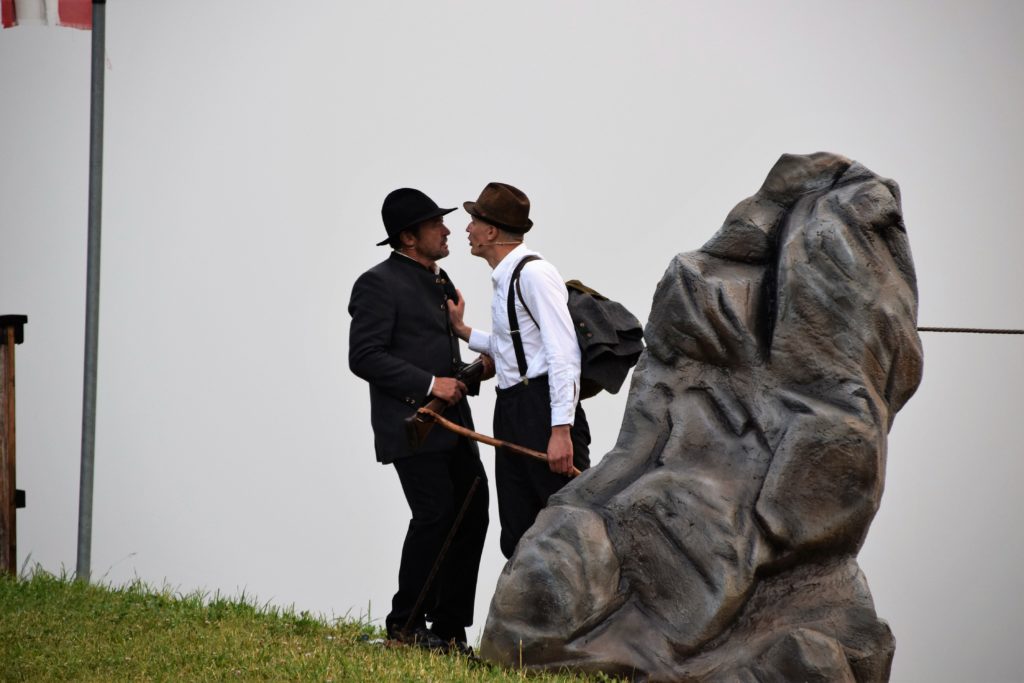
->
[[479, 152, 922, 682]]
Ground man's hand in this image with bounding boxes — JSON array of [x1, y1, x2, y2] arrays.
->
[[447, 289, 471, 341], [479, 354, 496, 381], [547, 425, 574, 475], [432, 377, 468, 405]]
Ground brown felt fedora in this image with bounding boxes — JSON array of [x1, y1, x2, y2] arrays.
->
[[463, 182, 533, 233]]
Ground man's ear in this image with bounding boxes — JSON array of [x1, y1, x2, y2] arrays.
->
[[399, 229, 417, 248]]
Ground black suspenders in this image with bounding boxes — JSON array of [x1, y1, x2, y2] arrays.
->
[[507, 255, 541, 381]]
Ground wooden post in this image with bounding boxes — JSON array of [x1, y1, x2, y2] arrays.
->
[[0, 315, 27, 576]]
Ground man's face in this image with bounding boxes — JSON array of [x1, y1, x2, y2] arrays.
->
[[466, 216, 492, 258], [409, 217, 450, 262]]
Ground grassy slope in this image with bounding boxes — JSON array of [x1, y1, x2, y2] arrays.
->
[[0, 571, 611, 682]]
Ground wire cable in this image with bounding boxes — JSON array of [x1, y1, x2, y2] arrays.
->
[[917, 327, 1023, 334]]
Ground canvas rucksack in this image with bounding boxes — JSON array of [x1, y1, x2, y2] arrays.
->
[[509, 255, 644, 399]]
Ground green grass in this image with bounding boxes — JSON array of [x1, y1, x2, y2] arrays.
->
[[0, 569, 615, 682]]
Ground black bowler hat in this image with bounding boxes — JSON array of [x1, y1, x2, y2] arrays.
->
[[377, 188, 456, 246]]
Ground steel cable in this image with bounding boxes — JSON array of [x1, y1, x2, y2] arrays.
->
[[917, 327, 1023, 334]]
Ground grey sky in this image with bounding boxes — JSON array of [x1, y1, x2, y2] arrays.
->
[[1, 2, 1022, 680]]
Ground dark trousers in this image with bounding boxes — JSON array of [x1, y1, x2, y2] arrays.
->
[[493, 376, 590, 559], [386, 439, 489, 638]]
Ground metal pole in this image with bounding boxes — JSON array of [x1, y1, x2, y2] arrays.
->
[[76, 0, 106, 582], [0, 326, 14, 575]]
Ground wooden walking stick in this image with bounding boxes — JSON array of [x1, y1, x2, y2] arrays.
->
[[416, 407, 582, 478]]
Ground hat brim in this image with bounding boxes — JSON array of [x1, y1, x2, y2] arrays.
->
[[462, 201, 533, 233], [376, 206, 457, 246]]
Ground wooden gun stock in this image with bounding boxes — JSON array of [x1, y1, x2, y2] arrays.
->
[[404, 358, 485, 450]]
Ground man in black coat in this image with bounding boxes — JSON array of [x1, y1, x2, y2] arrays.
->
[[348, 188, 489, 652]]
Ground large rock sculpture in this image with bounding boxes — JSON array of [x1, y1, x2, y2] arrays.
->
[[479, 152, 923, 682]]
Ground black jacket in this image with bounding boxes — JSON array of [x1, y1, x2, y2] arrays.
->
[[348, 252, 477, 463], [566, 281, 645, 399]]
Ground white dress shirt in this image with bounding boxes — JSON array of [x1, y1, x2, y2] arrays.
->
[[467, 244, 581, 426]]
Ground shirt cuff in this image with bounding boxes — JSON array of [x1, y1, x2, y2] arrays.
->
[[467, 328, 491, 355], [550, 403, 576, 427], [427, 376, 435, 399]]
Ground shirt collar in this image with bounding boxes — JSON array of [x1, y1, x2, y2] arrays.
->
[[491, 243, 536, 285], [391, 249, 440, 274]]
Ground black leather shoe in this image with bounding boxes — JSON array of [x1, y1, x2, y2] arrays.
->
[[445, 639, 475, 658], [431, 623, 465, 640], [388, 625, 449, 652], [430, 625, 474, 658], [429, 624, 465, 642]]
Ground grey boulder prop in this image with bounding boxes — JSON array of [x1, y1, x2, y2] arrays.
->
[[479, 152, 923, 682]]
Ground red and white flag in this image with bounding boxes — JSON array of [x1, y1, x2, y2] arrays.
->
[[2, 0, 92, 29]]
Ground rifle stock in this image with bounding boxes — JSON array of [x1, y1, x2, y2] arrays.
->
[[404, 357, 485, 450]]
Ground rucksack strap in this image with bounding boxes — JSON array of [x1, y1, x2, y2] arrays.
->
[[507, 255, 542, 379]]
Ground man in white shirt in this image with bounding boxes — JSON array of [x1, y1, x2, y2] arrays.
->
[[448, 182, 590, 559]]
